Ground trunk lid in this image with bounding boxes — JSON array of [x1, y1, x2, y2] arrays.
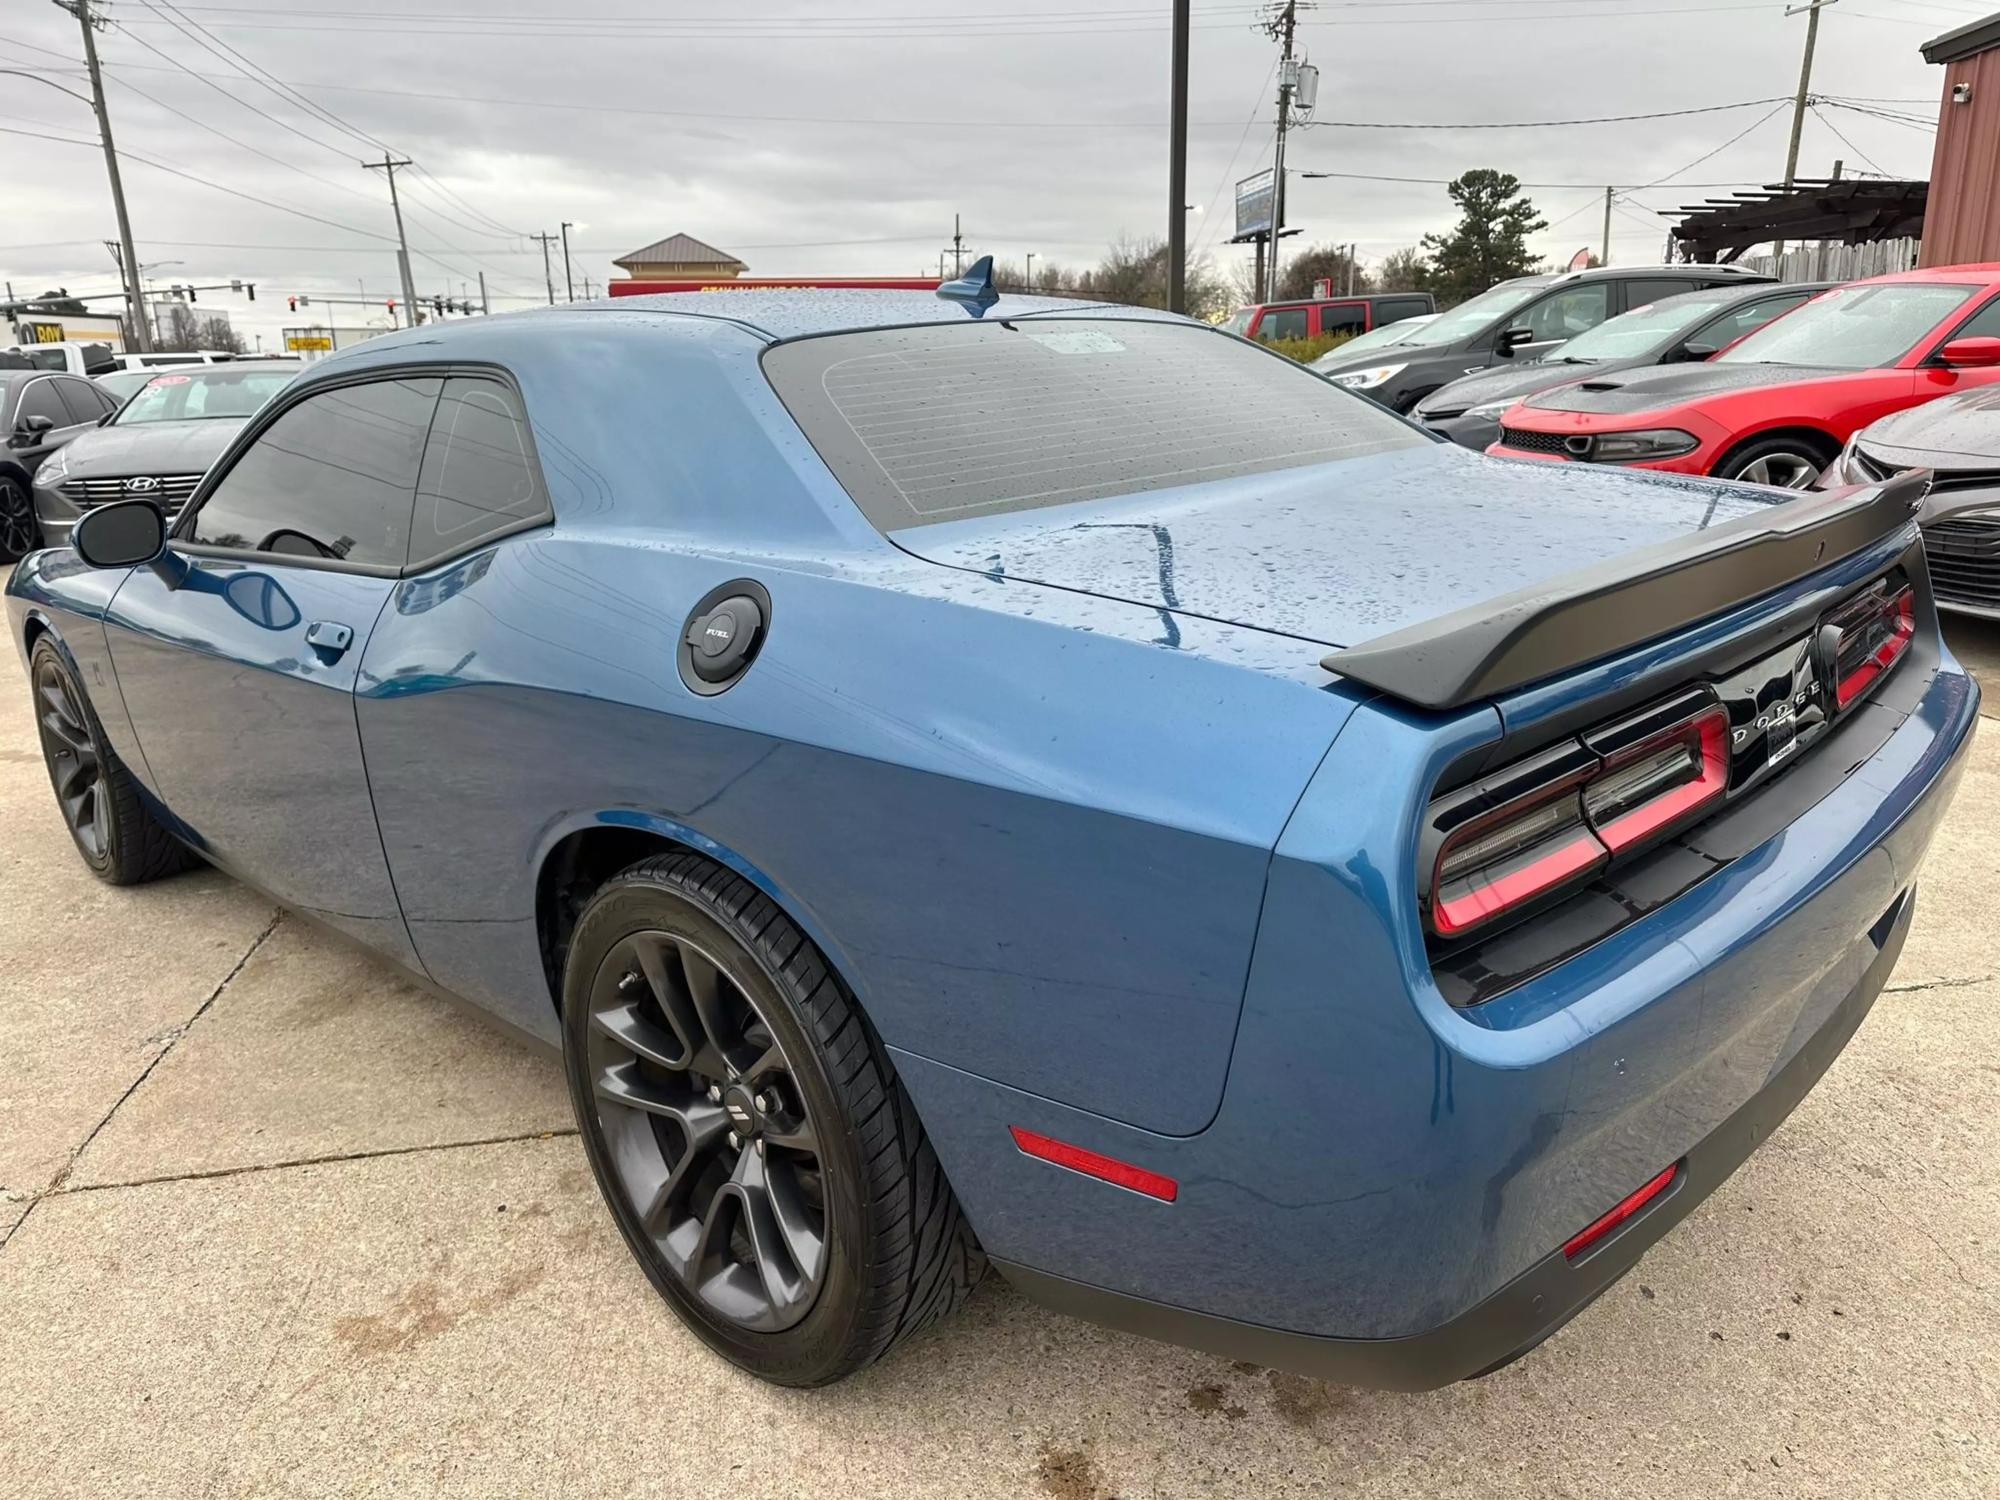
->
[[891, 443, 1783, 648]]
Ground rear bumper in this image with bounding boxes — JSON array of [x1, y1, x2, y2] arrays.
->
[[996, 878, 1918, 1390]]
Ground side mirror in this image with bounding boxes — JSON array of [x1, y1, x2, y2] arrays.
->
[[1677, 341, 1720, 362], [11, 413, 55, 446], [1935, 336, 2000, 369], [72, 499, 167, 569], [1495, 327, 1536, 357]]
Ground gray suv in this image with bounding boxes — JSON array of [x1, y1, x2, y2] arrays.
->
[[1313, 263, 1776, 413]]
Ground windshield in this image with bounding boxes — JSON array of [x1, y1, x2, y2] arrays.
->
[[115, 368, 295, 424], [764, 318, 1423, 529], [1222, 309, 1253, 336], [94, 370, 157, 404], [1370, 280, 1546, 350], [1549, 293, 1736, 362], [1717, 282, 1979, 368], [1316, 316, 1436, 363]]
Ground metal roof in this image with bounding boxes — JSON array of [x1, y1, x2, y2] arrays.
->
[[611, 233, 747, 270], [1922, 11, 2000, 66]]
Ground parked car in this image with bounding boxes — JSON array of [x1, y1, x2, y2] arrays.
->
[[1309, 312, 1438, 368], [1, 369, 122, 561], [1312, 263, 1774, 412], [4, 340, 119, 378], [7, 283, 1974, 1391], [1223, 291, 1436, 345], [1415, 282, 1834, 451], [1488, 265, 2000, 487], [30, 362, 298, 549], [1821, 386, 2000, 616]]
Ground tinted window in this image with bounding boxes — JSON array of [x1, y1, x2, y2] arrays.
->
[[1948, 293, 2000, 341], [55, 377, 114, 424], [14, 380, 69, 430], [189, 376, 440, 566], [1374, 297, 1431, 324], [1695, 293, 1808, 350], [764, 319, 1423, 530], [1718, 283, 1981, 368], [409, 377, 547, 565], [1258, 307, 1309, 341], [1517, 284, 1611, 342], [1622, 278, 1701, 308], [1317, 304, 1366, 337]]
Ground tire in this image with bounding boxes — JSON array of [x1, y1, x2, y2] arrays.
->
[[562, 851, 985, 1386], [1712, 433, 1835, 491], [0, 474, 37, 563], [29, 636, 194, 884]]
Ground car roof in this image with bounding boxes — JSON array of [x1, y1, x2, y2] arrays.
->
[[136, 359, 300, 375], [571, 288, 1194, 342], [1845, 261, 2000, 287]]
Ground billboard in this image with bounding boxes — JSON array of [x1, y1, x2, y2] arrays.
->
[[1235, 169, 1277, 240], [282, 325, 390, 359]]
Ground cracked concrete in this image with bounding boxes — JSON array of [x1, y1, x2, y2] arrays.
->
[[1, 620, 1996, 1499]]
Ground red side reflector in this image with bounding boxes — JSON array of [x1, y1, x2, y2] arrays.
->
[[1009, 1126, 1178, 1202], [1562, 1163, 1679, 1260]]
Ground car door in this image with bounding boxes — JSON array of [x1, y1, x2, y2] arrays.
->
[[102, 371, 442, 969], [7, 376, 97, 477]]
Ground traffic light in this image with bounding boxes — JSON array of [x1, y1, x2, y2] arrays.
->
[[187, 285, 197, 303], [247, 283, 256, 301], [287, 296, 297, 313]]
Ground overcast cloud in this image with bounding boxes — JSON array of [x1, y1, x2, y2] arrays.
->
[[1, 0, 1959, 350]]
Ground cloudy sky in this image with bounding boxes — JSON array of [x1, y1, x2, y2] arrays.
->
[[2, 0, 1967, 350]]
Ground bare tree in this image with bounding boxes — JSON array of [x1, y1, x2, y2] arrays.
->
[[153, 302, 247, 354], [1069, 238, 1231, 321], [1275, 243, 1372, 301]]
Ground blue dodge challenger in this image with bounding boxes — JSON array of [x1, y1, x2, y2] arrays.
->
[[6, 267, 1977, 1388]]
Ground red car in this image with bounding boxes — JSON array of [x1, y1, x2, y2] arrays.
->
[[1487, 263, 2000, 488]]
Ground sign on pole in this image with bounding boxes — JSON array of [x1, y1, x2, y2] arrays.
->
[[1235, 169, 1277, 241]]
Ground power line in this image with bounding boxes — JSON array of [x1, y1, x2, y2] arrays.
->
[[1808, 103, 1891, 178]]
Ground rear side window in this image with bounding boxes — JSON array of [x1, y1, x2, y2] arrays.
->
[[189, 376, 441, 567], [55, 378, 114, 424], [1374, 296, 1431, 323], [1317, 303, 1366, 337], [763, 318, 1423, 530], [408, 376, 547, 567], [1622, 277, 1700, 308]]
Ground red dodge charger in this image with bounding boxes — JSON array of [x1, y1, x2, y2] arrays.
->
[[1487, 263, 2000, 487]]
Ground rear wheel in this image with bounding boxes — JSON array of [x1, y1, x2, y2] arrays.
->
[[29, 637, 194, 884], [0, 475, 36, 562], [562, 851, 984, 1386], [1712, 434, 1836, 490]]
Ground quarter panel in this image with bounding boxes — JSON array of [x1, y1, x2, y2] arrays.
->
[[356, 535, 1355, 1133]]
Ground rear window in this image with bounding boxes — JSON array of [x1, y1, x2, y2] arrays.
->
[[763, 318, 1423, 530]]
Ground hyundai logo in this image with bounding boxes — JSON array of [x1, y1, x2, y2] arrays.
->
[[122, 476, 161, 493]]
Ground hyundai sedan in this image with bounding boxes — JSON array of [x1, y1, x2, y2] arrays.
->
[[7, 271, 1976, 1388]]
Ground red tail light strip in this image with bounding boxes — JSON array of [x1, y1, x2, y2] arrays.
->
[[1591, 708, 1730, 853], [1009, 1126, 1178, 1202], [1433, 832, 1604, 938], [1562, 1162, 1680, 1260], [1834, 589, 1915, 709]]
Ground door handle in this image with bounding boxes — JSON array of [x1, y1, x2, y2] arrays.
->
[[305, 620, 354, 661]]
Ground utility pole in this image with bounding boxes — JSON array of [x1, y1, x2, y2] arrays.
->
[[1263, 0, 1299, 304], [57, 0, 151, 351], [530, 232, 559, 305], [1776, 0, 1836, 268], [560, 221, 575, 302], [1025, 251, 1036, 288], [1167, 0, 1191, 314], [953, 214, 965, 277], [1602, 187, 1613, 267], [478, 271, 489, 315], [362, 154, 422, 323]]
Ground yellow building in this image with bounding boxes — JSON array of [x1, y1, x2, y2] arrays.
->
[[611, 234, 748, 283]]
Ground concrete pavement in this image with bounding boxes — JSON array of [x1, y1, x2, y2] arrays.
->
[[1, 623, 1995, 1500]]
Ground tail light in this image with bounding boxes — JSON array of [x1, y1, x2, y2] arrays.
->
[[1425, 693, 1728, 940], [1821, 584, 1914, 710]]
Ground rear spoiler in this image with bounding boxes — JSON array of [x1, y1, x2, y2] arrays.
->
[[1322, 471, 1931, 711]]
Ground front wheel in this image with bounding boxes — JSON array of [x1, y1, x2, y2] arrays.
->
[[562, 851, 984, 1386], [0, 475, 38, 562], [1712, 435, 1834, 490]]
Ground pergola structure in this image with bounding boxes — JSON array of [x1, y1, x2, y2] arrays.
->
[[1667, 178, 1929, 263]]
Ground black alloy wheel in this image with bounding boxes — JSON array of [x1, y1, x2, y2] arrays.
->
[[28, 637, 194, 884], [563, 852, 985, 1386], [584, 926, 829, 1332], [34, 649, 108, 866], [0, 476, 36, 561]]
